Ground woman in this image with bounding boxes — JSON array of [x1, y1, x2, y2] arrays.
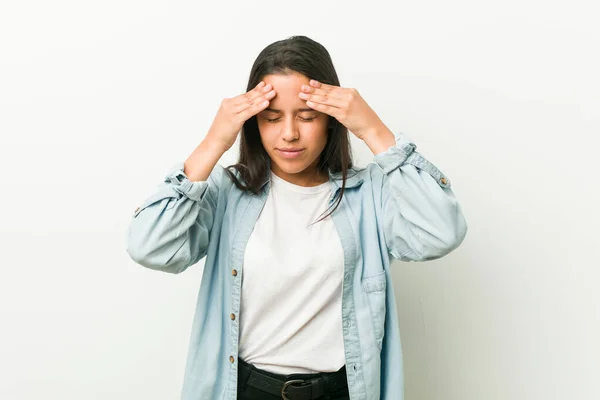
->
[[126, 35, 468, 400]]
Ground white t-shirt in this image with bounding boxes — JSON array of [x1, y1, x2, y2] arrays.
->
[[238, 171, 346, 375]]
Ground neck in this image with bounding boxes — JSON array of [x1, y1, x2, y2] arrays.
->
[[271, 167, 329, 187]]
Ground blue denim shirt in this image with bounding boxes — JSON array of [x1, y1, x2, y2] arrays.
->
[[126, 132, 468, 400]]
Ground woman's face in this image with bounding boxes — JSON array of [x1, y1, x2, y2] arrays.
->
[[256, 72, 330, 187]]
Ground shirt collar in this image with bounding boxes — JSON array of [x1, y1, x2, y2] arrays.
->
[[257, 168, 364, 189], [257, 168, 364, 206], [329, 168, 365, 189]]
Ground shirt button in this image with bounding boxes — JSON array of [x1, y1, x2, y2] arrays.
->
[[232, 269, 238, 276], [440, 177, 448, 185], [229, 356, 235, 363], [230, 313, 236, 320]]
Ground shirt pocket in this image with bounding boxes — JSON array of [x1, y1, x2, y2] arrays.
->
[[361, 270, 387, 350]]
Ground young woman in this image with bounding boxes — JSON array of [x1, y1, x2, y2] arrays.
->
[[127, 35, 468, 400]]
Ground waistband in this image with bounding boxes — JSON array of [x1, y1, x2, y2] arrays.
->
[[238, 358, 348, 400]]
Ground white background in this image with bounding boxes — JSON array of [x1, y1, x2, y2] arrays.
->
[[1, 0, 598, 399]]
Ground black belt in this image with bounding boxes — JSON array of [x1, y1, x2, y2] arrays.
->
[[238, 358, 348, 400]]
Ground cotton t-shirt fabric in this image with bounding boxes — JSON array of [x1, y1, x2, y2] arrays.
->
[[239, 171, 346, 375]]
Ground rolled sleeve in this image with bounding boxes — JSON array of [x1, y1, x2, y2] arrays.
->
[[127, 162, 224, 273], [374, 132, 451, 189], [164, 162, 210, 202], [373, 131, 467, 261]]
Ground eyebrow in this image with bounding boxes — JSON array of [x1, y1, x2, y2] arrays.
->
[[264, 107, 315, 113]]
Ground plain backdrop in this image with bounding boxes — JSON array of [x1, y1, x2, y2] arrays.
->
[[1, 1, 598, 399]]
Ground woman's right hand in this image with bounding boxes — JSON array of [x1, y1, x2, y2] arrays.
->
[[206, 81, 276, 151]]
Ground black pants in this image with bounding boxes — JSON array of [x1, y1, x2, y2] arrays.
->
[[237, 358, 350, 400]]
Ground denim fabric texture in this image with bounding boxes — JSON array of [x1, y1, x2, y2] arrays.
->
[[126, 131, 468, 399]]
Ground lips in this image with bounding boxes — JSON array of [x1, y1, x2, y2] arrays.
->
[[276, 148, 305, 158]]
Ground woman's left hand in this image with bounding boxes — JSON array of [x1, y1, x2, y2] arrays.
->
[[299, 80, 386, 141]]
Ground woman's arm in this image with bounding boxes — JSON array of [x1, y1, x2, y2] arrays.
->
[[126, 81, 278, 273], [125, 139, 228, 274], [371, 131, 468, 261]]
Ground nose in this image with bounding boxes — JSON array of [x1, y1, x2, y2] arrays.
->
[[281, 118, 299, 142]]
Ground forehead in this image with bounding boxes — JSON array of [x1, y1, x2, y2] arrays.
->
[[262, 71, 309, 88], [262, 72, 311, 110]]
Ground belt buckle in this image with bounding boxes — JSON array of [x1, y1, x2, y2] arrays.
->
[[281, 379, 306, 400]]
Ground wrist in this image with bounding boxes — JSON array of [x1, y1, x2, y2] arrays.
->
[[203, 133, 232, 154], [362, 124, 396, 155]]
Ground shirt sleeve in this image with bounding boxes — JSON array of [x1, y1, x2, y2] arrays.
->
[[373, 131, 468, 261], [125, 162, 224, 274]]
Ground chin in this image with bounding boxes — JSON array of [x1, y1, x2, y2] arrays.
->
[[271, 157, 313, 173], [277, 164, 311, 175]]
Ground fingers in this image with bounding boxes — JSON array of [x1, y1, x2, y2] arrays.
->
[[234, 81, 274, 107], [299, 90, 345, 109], [309, 79, 336, 93], [239, 89, 275, 115], [233, 83, 275, 120], [232, 83, 275, 120], [239, 97, 271, 120], [299, 82, 345, 116], [305, 100, 340, 118], [300, 81, 345, 100]]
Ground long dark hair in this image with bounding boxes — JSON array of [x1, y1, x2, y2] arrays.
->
[[225, 35, 353, 222]]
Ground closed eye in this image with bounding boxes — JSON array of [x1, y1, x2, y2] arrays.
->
[[266, 117, 316, 123]]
